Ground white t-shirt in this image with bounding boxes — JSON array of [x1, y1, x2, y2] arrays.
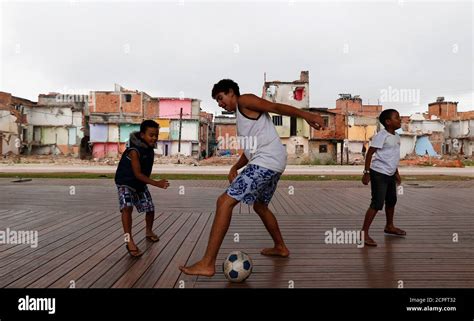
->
[[369, 129, 400, 176]]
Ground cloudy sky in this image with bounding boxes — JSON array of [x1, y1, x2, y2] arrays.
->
[[1, 0, 472, 116]]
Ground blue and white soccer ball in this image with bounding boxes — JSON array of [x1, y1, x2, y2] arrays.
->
[[222, 251, 253, 283]]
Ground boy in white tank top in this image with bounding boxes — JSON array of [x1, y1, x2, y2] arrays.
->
[[180, 79, 325, 277]]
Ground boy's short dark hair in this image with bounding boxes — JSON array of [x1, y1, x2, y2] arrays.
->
[[211, 79, 240, 99], [379, 109, 398, 128], [140, 120, 159, 133]]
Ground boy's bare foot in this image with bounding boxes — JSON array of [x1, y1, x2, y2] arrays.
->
[[260, 246, 290, 257], [384, 226, 406, 236], [179, 261, 215, 277], [364, 235, 377, 247]]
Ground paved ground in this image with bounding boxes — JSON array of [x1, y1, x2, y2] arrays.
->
[[0, 178, 472, 288], [1, 164, 474, 176]]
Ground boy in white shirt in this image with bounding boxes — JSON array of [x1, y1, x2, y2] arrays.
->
[[361, 109, 406, 246]]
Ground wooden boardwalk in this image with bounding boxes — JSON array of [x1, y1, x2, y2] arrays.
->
[[0, 178, 473, 288]]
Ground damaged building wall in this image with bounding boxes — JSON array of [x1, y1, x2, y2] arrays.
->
[[282, 136, 309, 157], [24, 106, 84, 156], [308, 140, 337, 163], [415, 136, 438, 156], [399, 134, 417, 158], [347, 115, 378, 156], [445, 119, 474, 155], [309, 110, 344, 162], [263, 71, 310, 161], [0, 110, 21, 155], [264, 83, 309, 108], [408, 119, 445, 134]]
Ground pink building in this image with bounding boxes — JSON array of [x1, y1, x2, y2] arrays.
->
[[158, 98, 192, 119]]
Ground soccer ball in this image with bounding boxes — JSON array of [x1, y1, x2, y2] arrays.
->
[[222, 251, 253, 283]]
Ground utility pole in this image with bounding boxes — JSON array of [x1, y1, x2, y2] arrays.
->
[[345, 101, 349, 165], [177, 108, 183, 164]]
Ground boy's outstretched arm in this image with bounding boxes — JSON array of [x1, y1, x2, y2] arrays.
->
[[129, 150, 169, 189], [362, 147, 377, 185], [239, 94, 325, 130], [228, 153, 248, 183]]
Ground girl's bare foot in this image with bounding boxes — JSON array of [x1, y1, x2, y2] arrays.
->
[[261, 245, 290, 257], [179, 260, 215, 277]]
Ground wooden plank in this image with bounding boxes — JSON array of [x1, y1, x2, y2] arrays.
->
[[4, 211, 122, 288], [0, 211, 117, 286], [47, 212, 171, 288], [111, 213, 194, 288], [78, 212, 180, 288], [154, 212, 211, 288], [176, 213, 215, 288]]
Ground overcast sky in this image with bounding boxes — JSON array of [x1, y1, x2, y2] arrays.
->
[[1, 0, 472, 117]]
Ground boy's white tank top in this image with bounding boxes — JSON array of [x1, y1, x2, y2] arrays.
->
[[236, 104, 287, 173]]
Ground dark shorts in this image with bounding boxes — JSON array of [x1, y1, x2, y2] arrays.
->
[[226, 164, 281, 205], [369, 169, 397, 211], [116, 184, 155, 213]]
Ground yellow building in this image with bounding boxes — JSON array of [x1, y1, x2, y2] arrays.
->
[[155, 119, 170, 140]]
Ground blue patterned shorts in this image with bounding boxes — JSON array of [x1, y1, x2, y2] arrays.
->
[[226, 164, 281, 205], [117, 185, 155, 213]]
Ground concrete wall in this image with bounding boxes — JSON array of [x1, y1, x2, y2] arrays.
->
[[191, 100, 200, 118], [119, 124, 140, 143], [281, 136, 309, 155], [264, 83, 309, 109], [169, 119, 199, 141], [24, 107, 84, 155], [0, 110, 20, 155], [348, 125, 377, 142], [460, 140, 474, 156], [26, 107, 82, 127], [400, 135, 416, 158], [90, 124, 108, 142], [308, 140, 337, 162], [270, 114, 291, 137], [156, 141, 172, 156], [448, 120, 472, 138], [159, 99, 192, 119], [26, 126, 79, 156], [92, 142, 123, 158], [409, 120, 445, 133], [348, 141, 364, 154], [170, 141, 192, 156], [108, 124, 119, 142]]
